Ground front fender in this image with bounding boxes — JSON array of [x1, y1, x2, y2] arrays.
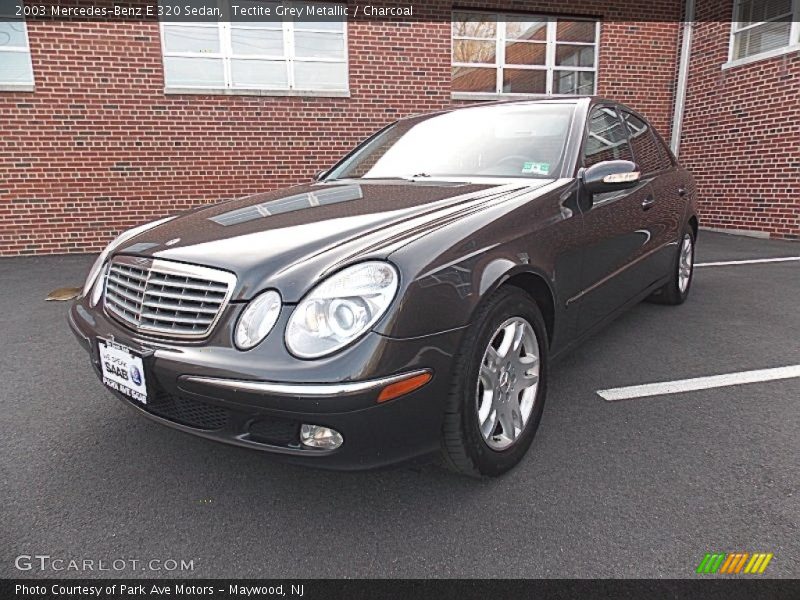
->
[[374, 251, 556, 339], [378, 255, 555, 338], [372, 180, 581, 341]]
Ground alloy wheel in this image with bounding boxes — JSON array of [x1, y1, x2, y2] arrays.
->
[[475, 317, 540, 450], [679, 233, 694, 294]]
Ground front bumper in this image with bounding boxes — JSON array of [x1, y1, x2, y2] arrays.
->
[[69, 299, 464, 470]]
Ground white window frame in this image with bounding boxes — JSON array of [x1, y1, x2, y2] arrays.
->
[[0, 18, 35, 91], [160, 2, 349, 96], [724, 0, 800, 70], [451, 11, 599, 100]]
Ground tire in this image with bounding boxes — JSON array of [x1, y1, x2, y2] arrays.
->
[[648, 225, 695, 305], [441, 287, 548, 478]]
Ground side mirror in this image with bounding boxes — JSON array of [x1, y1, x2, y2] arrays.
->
[[313, 170, 328, 182], [581, 160, 641, 195]]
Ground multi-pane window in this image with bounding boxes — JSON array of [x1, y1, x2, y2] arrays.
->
[[452, 11, 598, 96], [730, 0, 800, 62], [0, 17, 34, 87], [161, 2, 347, 92]]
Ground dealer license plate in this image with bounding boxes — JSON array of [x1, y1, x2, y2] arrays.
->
[[98, 340, 148, 404]]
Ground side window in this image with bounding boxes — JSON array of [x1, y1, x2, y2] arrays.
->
[[583, 107, 633, 168], [622, 111, 672, 173]]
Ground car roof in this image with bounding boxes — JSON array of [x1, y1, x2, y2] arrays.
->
[[400, 96, 610, 122]]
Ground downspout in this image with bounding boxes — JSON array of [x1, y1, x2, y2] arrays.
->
[[670, 0, 695, 156]]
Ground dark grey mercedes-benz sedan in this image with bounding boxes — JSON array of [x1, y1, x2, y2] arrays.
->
[[70, 97, 697, 477]]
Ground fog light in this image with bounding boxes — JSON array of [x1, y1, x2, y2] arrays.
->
[[300, 424, 343, 450]]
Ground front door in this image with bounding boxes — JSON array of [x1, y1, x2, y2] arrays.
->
[[574, 105, 658, 335]]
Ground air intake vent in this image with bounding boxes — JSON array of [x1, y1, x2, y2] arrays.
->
[[146, 389, 229, 431]]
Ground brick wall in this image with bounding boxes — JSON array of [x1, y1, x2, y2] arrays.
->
[[0, 1, 682, 255], [679, 0, 800, 240]]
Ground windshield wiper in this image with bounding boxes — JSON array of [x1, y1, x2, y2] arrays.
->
[[359, 175, 430, 181], [357, 174, 458, 182]]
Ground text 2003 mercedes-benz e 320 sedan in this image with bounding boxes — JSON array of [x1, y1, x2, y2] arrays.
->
[[70, 97, 697, 477]]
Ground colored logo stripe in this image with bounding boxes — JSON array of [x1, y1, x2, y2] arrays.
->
[[745, 553, 773, 574], [696, 553, 725, 574], [696, 552, 773, 574], [719, 553, 749, 574]]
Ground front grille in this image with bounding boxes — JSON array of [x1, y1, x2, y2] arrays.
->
[[104, 256, 236, 339], [146, 389, 229, 431]]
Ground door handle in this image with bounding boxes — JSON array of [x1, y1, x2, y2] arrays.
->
[[678, 188, 687, 197], [641, 196, 656, 210]]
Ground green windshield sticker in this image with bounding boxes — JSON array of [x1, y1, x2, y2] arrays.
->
[[521, 162, 550, 175]]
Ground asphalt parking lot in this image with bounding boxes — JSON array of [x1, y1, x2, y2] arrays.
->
[[1, 231, 798, 579]]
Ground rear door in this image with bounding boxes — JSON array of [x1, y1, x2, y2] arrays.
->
[[620, 109, 685, 281], [574, 105, 657, 334]]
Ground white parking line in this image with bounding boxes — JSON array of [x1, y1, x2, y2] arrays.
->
[[696, 256, 800, 267], [597, 365, 800, 401]]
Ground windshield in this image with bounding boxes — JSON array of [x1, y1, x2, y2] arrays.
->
[[327, 103, 574, 181]]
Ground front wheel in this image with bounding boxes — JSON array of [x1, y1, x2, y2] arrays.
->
[[649, 225, 695, 305], [441, 288, 548, 477]]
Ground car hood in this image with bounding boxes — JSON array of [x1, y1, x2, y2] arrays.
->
[[115, 179, 552, 301]]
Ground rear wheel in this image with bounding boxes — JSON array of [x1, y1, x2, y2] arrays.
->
[[649, 225, 695, 305], [441, 288, 548, 477]]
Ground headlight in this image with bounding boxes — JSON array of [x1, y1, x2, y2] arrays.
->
[[286, 261, 399, 358], [235, 290, 282, 350], [89, 262, 109, 307], [82, 251, 110, 299], [81, 216, 174, 299]]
